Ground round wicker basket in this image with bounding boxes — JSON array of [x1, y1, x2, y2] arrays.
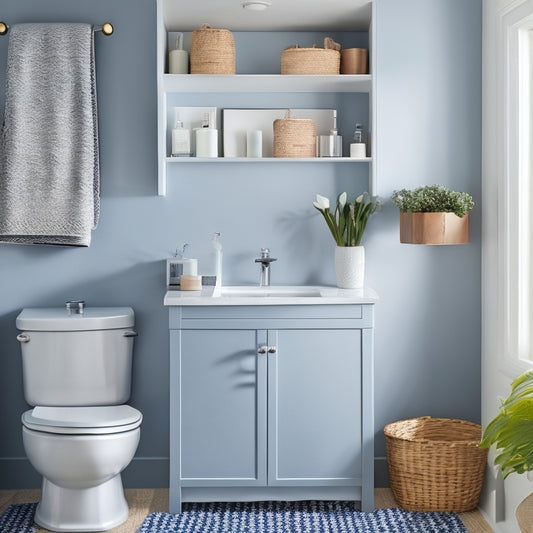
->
[[281, 37, 341, 75], [190, 24, 235, 74], [384, 416, 487, 512], [273, 111, 316, 158]]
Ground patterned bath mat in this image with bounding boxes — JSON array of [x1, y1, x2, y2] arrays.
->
[[0, 503, 36, 533], [136, 501, 468, 533]]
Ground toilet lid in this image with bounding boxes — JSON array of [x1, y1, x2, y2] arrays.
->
[[22, 405, 142, 435]]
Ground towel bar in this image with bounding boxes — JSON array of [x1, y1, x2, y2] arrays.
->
[[0, 21, 113, 36]]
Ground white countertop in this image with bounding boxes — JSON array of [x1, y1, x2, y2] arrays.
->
[[164, 285, 378, 306]]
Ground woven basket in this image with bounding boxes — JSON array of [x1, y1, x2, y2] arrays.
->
[[281, 37, 341, 75], [384, 417, 487, 512], [190, 24, 235, 74], [273, 110, 316, 158]]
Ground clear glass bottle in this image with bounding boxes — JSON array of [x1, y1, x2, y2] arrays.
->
[[171, 116, 191, 157]]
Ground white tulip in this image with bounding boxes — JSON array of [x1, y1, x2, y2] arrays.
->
[[313, 194, 330, 210], [338, 192, 347, 208], [355, 194, 364, 203]]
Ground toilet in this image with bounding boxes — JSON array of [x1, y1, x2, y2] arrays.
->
[[16, 302, 142, 532]]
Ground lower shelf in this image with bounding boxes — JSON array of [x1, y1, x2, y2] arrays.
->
[[165, 157, 372, 163]]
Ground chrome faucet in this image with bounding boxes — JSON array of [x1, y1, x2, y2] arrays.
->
[[255, 248, 277, 286]]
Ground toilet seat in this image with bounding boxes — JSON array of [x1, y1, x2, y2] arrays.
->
[[22, 405, 142, 435]]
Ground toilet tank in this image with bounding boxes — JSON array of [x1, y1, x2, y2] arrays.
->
[[16, 305, 136, 407]]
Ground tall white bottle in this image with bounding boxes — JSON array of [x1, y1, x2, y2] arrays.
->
[[195, 112, 218, 158], [169, 33, 188, 74]]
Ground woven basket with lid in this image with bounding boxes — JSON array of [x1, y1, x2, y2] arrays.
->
[[281, 37, 341, 75], [190, 23, 235, 74], [273, 110, 316, 158], [384, 416, 487, 513]]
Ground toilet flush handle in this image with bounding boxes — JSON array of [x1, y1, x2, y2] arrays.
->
[[123, 331, 138, 337], [16, 334, 30, 343]]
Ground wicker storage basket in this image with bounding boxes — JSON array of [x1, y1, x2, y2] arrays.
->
[[384, 417, 487, 512], [340, 48, 368, 74], [273, 110, 316, 158], [281, 37, 341, 75], [190, 24, 235, 74]]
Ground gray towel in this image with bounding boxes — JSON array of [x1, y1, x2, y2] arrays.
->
[[0, 23, 100, 246]]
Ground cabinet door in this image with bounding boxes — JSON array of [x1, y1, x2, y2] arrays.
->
[[178, 329, 267, 485], [268, 328, 362, 485]]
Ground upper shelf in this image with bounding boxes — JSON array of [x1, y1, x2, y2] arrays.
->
[[162, 74, 372, 94], [160, 0, 372, 32]]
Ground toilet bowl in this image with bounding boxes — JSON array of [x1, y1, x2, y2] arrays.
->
[[22, 405, 142, 532], [16, 304, 142, 532]]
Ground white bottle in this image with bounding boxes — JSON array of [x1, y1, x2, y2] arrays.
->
[[169, 33, 188, 74], [195, 112, 218, 158], [171, 111, 191, 157], [212, 232, 223, 288], [350, 123, 367, 159]]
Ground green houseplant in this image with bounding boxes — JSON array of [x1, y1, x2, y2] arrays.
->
[[391, 184, 474, 244], [480, 371, 533, 532], [313, 192, 379, 289]]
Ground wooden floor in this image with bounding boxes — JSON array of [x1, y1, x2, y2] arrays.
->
[[0, 488, 493, 533]]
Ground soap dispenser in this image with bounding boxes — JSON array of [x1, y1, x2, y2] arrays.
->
[[195, 112, 218, 158], [212, 232, 222, 288], [317, 110, 342, 157], [169, 32, 188, 74], [350, 123, 367, 159], [166, 244, 198, 287]]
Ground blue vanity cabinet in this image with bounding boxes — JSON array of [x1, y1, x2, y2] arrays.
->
[[168, 304, 374, 514]]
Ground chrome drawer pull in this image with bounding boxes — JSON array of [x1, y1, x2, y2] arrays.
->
[[268, 346, 277, 354], [257, 345, 267, 354]]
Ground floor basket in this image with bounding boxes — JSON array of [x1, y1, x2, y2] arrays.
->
[[384, 416, 487, 512]]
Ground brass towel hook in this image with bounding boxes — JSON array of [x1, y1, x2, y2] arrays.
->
[[97, 22, 114, 36], [0, 22, 8, 35]]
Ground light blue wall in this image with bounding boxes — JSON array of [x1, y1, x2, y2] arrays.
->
[[0, 0, 481, 488]]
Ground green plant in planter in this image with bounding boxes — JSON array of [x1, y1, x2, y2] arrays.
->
[[391, 184, 474, 218], [480, 370, 533, 478]]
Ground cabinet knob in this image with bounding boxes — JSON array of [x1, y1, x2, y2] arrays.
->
[[257, 345, 267, 354], [268, 346, 277, 354]]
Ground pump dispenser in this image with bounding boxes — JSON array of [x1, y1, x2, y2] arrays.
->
[[317, 110, 342, 157], [350, 123, 367, 159], [169, 33, 188, 74], [212, 232, 222, 288], [195, 112, 218, 157]]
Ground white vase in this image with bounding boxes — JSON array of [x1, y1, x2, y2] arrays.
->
[[335, 246, 365, 289]]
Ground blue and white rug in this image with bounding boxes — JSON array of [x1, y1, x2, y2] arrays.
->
[[0, 503, 36, 533], [137, 501, 469, 533]]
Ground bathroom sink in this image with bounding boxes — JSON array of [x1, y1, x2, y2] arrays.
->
[[215, 286, 322, 298]]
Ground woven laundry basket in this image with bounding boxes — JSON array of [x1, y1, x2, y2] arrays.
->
[[273, 110, 316, 158], [384, 416, 487, 512], [281, 37, 341, 75], [340, 48, 368, 74], [190, 24, 235, 74]]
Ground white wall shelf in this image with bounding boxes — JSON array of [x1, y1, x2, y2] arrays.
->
[[156, 0, 376, 196], [162, 74, 372, 94], [165, 157, 372, 163]]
